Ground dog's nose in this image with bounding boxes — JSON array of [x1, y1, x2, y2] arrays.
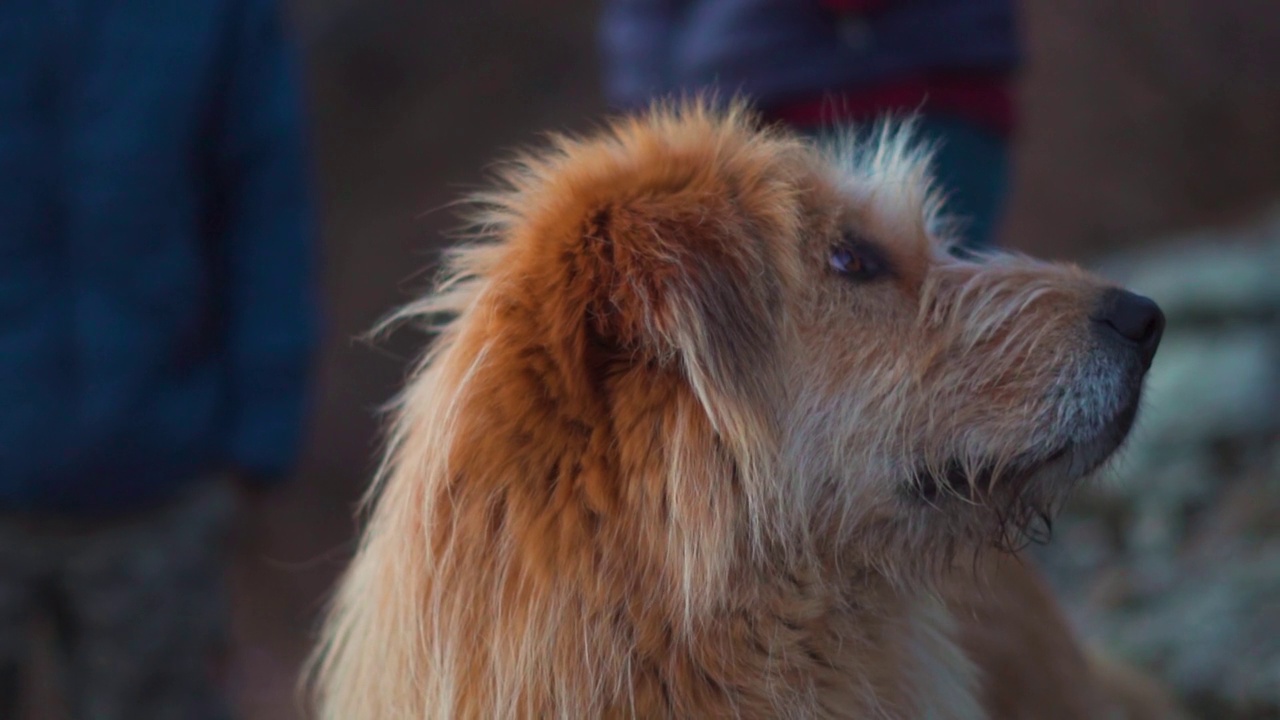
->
[[1094, 288, 1165, 368]]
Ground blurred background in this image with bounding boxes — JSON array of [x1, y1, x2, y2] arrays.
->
[[15, 0, 1280, 718]]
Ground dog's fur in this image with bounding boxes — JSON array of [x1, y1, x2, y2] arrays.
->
[[310, 103, 1184, 718]]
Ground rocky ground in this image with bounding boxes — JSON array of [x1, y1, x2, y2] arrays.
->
[[1033, 209, 1280, 719]]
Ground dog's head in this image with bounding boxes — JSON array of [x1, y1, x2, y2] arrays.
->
[[416, 101, 1162, 578], [443, 104, 1158, 563], [313, 103, 1165, 717]]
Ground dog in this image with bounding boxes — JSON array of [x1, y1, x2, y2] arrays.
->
[[310, 102, 1186, 719]]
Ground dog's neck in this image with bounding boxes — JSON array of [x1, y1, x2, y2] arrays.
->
[[593, 548, 983, 719], [896, 591, 986, 720]]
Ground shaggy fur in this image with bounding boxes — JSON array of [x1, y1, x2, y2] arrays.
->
[[309, 102, 1185, 719]]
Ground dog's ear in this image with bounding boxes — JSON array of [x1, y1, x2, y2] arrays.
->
[[548, 193, 779, 396]]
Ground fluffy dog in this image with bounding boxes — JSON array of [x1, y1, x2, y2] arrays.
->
[[311, 103, 1184, 719]]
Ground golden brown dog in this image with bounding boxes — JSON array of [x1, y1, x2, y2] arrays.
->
[[310, 103, 1186, 719]]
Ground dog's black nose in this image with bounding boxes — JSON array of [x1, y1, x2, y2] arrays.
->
[[1094, 288, 1165, 368]]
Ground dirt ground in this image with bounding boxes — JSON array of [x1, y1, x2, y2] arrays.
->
[[27, 1, 1280, 718]]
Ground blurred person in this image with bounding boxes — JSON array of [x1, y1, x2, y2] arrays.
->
[[599, 0, 1019, 249], [0, 1, 318, 718]]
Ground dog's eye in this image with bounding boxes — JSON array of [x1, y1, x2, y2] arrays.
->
[[829, 235, 889, 281]]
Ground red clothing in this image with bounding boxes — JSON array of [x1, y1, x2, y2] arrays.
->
[[762, 71, 1016, 136], [763, 0, 1016, 135]]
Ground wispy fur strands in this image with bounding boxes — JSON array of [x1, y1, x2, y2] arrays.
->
[[309, 101, 1182, 720], [312, 103, 817, 719]]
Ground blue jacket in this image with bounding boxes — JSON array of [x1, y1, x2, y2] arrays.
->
[[600, 0, 1019, 109], [0, 0, 319, 513]]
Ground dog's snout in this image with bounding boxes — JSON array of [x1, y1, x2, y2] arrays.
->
[[1093, 288, 1165, 368]]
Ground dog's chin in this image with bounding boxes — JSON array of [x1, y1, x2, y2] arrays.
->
[[1031, 391, 1143, 487], [912, 395, 1143, 549], [922, 392, 1143, 497]]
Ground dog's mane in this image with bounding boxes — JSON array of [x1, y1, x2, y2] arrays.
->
[[309, 101, 952, 719]]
